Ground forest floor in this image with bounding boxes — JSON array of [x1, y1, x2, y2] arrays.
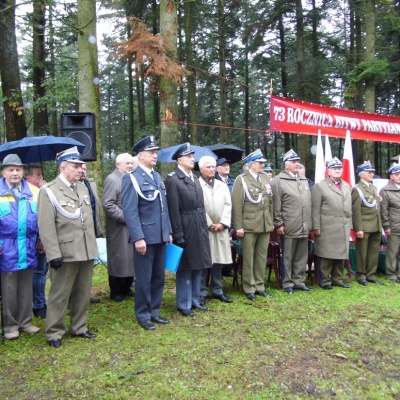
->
[[1, 266, 400, 399]]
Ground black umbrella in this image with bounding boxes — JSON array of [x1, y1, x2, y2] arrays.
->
[[204, 144, 244, 164]]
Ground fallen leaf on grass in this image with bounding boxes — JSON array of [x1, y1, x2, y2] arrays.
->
[[334, 353, 348, 359]]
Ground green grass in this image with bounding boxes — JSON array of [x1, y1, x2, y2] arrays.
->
[[2, 267, 400, 399]]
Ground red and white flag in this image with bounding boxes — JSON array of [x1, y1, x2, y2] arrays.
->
[[342, 130, 355, 187], [324, 134, 332, 177], [315, 130, 325, 184]]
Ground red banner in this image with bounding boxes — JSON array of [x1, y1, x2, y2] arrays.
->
[[270, 95, 400, 143]]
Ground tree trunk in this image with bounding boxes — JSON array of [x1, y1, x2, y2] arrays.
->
[[364, 0, 376, 162], [278, 13, 290, 153], [77, 0, 103, 185], [126, 23, 134, 149], [47, 0, 58, 136], [184, 0, 197, 144], [0, 0, 27, 141], [218, 0, 228, 143], [32, 0, 48, 135], [295, 0, 310, 171], [244, 49, 250, 155], [160, 0, 179, 176]]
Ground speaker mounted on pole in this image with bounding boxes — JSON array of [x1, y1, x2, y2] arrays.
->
[[61, 112, 97, 161]]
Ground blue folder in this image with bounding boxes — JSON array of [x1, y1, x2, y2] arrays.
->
[[165, 243, 183, 273]]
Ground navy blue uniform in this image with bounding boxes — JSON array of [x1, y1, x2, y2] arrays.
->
[[121, 166, 171, 323]]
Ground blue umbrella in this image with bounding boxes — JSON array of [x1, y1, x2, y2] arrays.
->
[[157, 144, 217, 163], [0, 136, 86, 163]]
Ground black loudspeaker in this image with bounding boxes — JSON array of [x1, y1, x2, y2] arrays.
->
[[61, 112, 97, 161]]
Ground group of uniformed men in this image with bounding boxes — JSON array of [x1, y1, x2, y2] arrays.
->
[[1, 137, 400, 347]]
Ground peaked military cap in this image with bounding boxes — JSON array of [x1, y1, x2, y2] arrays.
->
[[56, 146, 84, 164], [245, 149, 267, 163], [263, 162, 274, 171], [282, 149, 301, 163], [172, 143, 195, 160], [357, 161, 375, 174], [388, 162, 400, 175], [132, 135, 159, 154], [327, 157, 343, 169]]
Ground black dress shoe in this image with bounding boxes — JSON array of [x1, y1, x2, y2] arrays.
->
[[111, 295, 125, 302], [48, 339, 62, 348], [368, 279, 385, 285], [357, 279, 368, 286], [177, 308, 195, 317], [294, 286, 313, 291], [192, 304, 208, 311], [151, 316, 170, 324], [33, 306, 47, 319], [284, 287, 294, 294], [255, 290, 273, 298], [335, 283, 351, 288], [321, 285, 333, 290], [199, 296, 206, 306], [73, 331, 96, 339], [138, 320, 156, 331], [246, 293, 256, 301], [90, 297, 100, 304], [213, 294, 233, 303], [389, 278, 399, 283]]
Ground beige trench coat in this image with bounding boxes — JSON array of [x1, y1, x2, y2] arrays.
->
[[199, 177, 233, 265]]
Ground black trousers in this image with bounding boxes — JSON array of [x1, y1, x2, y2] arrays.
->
[[108, 275, 134, 299]]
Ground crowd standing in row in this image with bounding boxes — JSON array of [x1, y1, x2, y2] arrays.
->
[[1, 137, 399, 346]]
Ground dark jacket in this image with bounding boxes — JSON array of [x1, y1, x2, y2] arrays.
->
[[164, 168, 212, 271]]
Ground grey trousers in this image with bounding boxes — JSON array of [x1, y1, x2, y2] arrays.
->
[[281, 237, 308, 288], [200, 263, 223, 296], [1, 269, 33, 334], [45, 260, 93, 341], [320, 257, 345, 286], [385, 234, 400, 280]]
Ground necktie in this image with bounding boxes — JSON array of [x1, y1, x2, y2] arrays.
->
[[335, 181, 341, 190], [71, 184, 77, 193], [151, 170, 158, 185], [257, 175, 261, 183], [225, 178, 229, 185]]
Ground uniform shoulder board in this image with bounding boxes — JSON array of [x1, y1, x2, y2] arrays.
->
[[42, 181, 56, 189], [168, 171, 176, 177]]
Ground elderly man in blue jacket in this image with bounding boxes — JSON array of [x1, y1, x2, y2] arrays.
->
[[0, 154, 40, 340], [121, 136, 172, 331]]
